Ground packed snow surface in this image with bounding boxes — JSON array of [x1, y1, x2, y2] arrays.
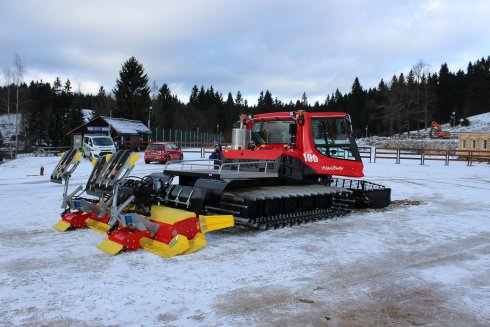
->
[[0, 152, 489, 326]]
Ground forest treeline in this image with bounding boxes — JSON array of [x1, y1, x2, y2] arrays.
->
[[1, 55, 489, 147]]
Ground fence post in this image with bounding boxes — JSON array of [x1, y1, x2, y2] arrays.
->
[[373, 147, 377, 163], [445, 149, 449, 166], [396, 148, 400, 164], [420, 149, 424, 165], [468, 151, 473, 166]]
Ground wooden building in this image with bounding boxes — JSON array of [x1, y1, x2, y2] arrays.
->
[[457, 132, 490, 151], [67, 116, 151, 151]]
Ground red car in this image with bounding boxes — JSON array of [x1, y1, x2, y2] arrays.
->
[[144, 142, 183, 164]]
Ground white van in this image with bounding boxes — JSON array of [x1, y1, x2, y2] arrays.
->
[[82, 135, 117, 160]]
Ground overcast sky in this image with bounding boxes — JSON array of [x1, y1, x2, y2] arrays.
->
[[1, 0, 490, 105]]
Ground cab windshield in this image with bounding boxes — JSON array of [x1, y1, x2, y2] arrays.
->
[[311, 117, 361, 161], [251, 121, 293, 144]]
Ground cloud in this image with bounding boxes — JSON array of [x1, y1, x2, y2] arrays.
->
[[1, 0, 490, 103]]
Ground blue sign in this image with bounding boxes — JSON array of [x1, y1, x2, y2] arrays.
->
[[87, 126, 109, 132]]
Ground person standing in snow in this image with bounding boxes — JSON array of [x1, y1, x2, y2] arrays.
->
[[209, 143, 223, 159], [209, 143, 223, 168]]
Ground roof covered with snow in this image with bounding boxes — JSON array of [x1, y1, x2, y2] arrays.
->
[[66, 116, 151, 135], [101, 116, 151, 135]]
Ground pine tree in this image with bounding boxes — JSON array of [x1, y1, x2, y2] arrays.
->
[[155, 83, 175, 129], [112, 56, 151, 122], [189, 85, 199, 106], [347, 77, 365, 135], [93, 86, 110, 118], [64, 79, 84, 132], [437, 63, 455, 122], [235, 91, 243, 108], [301, 92, 308, 107], [258, 90, 274, 113]]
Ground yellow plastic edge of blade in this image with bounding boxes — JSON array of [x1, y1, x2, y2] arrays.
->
[[140, 235, 189, 259], [74, 151, 82, 162], [129, 153, 140, 167], [96, 239, 124, 256], [183, 233, 207, 255], [85, 218, 110, 234], [52, 220, 71, 232], [199, 215, 235, 234]]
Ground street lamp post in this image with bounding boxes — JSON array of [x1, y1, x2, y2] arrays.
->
[[148, 106, 152, 141], [450, 111, 456, 127]]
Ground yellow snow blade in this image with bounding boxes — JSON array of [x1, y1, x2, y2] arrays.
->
[[140, 235, 189, 258], [97, 239, 124, 256], [52, 220, 71, 232], [150, 206, 196, 224], [183, 233, 207, 255], [129, 153, 140, 167], [74, 151, 82, 162], [199, 215, 234, 234], [85, 218, 110, 234]]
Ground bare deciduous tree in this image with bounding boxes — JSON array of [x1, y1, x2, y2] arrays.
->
[[412, 60, 431, 129]]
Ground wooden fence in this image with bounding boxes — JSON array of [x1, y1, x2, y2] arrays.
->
[[4, 145, 489, 167], [373, 148, 490, 166]]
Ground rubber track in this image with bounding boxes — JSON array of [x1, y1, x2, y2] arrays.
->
[[206, 184, 353, 229]]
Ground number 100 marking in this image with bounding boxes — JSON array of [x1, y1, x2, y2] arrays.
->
[[303, 153, 318, 162]]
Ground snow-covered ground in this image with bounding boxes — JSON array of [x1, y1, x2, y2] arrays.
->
[[0, 152, 489, 326], [444, 112, 490, 133]]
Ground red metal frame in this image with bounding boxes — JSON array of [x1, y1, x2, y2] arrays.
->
[[107, 216, 202, 251], [61, 211, 110, 229]]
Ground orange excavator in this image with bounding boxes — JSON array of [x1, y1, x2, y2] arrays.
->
[[429, 121, 450, 139]]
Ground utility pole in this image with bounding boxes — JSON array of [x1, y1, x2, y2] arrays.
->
[[148, 106, 152, 141]]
